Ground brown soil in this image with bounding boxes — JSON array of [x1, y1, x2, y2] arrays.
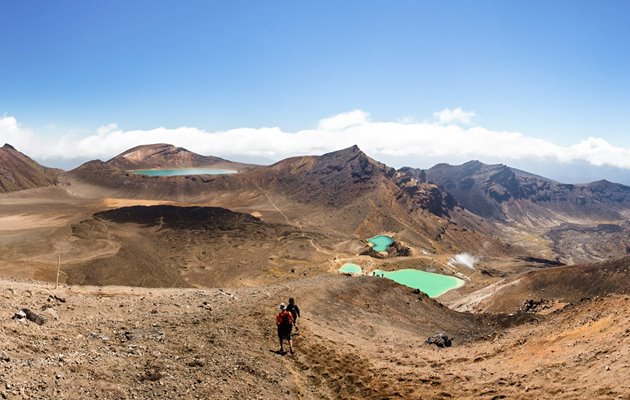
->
[[477, 257, 630, 313], [1, 275, 628, 399], [64, 205, 337, 288]]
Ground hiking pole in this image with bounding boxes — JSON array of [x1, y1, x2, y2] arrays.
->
[[56, 254, 61, 289]]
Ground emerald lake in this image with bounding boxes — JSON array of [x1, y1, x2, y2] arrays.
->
[[368, 235, 394, 252], [339, 263, 362, 274], [372, 269, 464, 298]]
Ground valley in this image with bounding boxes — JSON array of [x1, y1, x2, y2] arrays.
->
[[2, 143, 630, 399]]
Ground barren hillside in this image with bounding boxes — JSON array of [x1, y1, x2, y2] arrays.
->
[[0, 144, 59, 193], [1, 273, 628, 399]]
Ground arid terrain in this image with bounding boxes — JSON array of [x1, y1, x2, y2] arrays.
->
[[2, 143, 630, 399]]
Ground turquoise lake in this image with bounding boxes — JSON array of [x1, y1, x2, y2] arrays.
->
[[132, 168, 238, 176], [368, 235, 394, 252], [339, 263, 362, 274], [372, 269, 464, 298]]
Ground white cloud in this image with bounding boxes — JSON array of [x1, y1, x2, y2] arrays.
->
[[563, 137, 630, 169], [3, 111, 630, 172], [317, 109, 369, 131], [0, 116, 37, 151], [433, 107, 476, 125], [96, 123, 119, 135]]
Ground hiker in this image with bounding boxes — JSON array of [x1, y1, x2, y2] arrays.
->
[[286, 297, 301, 332], [276, 303, 294, 354]]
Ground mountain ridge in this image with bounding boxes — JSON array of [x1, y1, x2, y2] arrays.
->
[[67, 145, 484, 255], [425, 159, 630, 220], [0, 144, 59, 193], [11, 143, 630, 262]]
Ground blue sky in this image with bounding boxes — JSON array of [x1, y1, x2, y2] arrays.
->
[[2, 1, 630, 181]]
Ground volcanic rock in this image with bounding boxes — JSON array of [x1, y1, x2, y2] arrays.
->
[[13, 308, 46, 325], [426, 332, 452, 348]]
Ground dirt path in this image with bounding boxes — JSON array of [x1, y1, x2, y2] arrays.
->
[[256, 184, 297, 228], [444, 278, 523, 312]]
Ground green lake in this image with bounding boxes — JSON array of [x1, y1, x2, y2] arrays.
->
[[339, 263, 362, 274], [132, 168, 238, 176], [368, 235, 394, 252], [372, 268, 464, 298]]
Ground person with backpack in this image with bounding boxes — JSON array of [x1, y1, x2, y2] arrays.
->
[[286, 297, 301, 333], [276, 303, 294, 354]]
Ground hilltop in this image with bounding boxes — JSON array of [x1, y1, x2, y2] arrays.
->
[[106, 143, 253, 171]]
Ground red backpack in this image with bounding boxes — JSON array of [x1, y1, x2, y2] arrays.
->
[[279, 310, 293, 326]]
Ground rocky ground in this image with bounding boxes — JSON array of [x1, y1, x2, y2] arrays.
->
[[546, 222, 630, 265], [1, 275, 629, 399], [0, 278, 301, 400]]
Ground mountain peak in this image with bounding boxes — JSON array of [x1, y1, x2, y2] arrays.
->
[[321, 144, 363, 157], [2, 143, 16, 150], [463, 160, 483, 166], [105, 143, 247, 171], [318, 145, 390, 172], [112, 143, 185, 160]]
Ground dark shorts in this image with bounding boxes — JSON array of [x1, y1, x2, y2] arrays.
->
[[277, 324, 292, 340]]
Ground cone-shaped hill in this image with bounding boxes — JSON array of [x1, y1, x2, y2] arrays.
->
[[0, 144, 59, 193], [106, 143, 253, 171], [238, 145, 397, 206]]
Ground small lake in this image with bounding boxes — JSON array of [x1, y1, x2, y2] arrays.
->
[[368, 235, 394, 252], [132, 168, 238, 176], [372, 268, 464, 298], [339, 263, 362, 275]]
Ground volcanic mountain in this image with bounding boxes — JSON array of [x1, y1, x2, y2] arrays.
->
[[0, 143, 59, 193], [106, 143, 253, 171], [425, 160, 630, 221], [75, 145, 460, 218], [242, 144, 395, 207], [248, 145, 456, 217], [70, 145, 496, 256]]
